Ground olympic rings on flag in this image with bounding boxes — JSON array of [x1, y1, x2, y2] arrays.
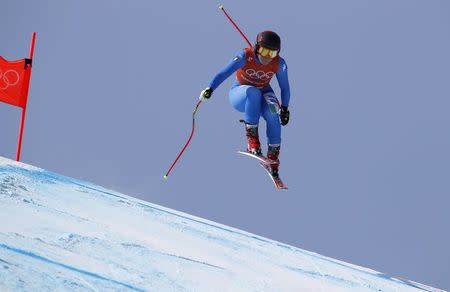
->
[[0, 69, 20, 90]]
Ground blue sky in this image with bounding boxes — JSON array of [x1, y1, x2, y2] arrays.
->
[[1, 0, 449, 289]]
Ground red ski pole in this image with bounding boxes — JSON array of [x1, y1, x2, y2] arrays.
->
[[164, 6, 248, 179], [164, 100, 202, 179], [219, 4, 253, 48]]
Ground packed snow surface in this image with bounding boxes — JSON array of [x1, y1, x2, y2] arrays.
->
[[0, 157, 443, 291]]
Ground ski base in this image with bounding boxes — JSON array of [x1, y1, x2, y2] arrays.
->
[[237, 150, 279, 165], [260, 163, 288, 190]]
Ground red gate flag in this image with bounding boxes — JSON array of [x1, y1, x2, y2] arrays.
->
[[0, 57, 32, 108], [0, 32, 36, 161]]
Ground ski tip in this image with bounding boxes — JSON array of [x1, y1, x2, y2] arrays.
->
[[219, 4, 224, 10], [163, 175, 168, 180]]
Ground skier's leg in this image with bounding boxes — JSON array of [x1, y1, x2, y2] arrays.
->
[[261, 92, 281, 145], [229, 85, 262, 125], [262, 92, 282, 176], [229, 85, 263, 154]]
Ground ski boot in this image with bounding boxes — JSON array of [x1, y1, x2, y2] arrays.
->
[[266, 144, 281, 177], [245, 123, 262, 156], [260, 144, 287, 189]]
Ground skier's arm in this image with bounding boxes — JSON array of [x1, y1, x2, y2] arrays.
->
[[209, 50, 246, 90], [200, 50, 246, 100], [276, 58, 291, 126], [276, 58, 290, 108]]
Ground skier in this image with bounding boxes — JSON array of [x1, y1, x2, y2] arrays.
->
[[199, 31, 291, 179]]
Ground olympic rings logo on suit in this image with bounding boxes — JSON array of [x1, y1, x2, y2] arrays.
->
[[245, 69, 274, 81], [0, 69, 20, 90]]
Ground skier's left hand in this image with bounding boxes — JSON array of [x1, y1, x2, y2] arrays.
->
[[280, 106, 290, 126]]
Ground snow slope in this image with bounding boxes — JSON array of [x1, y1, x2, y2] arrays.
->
[[0, 157, 444, 291]]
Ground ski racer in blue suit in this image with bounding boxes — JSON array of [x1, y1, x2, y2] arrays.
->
[[200, 31, 291, 178]]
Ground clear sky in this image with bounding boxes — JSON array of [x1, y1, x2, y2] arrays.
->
[[1, 0, 449, 289]]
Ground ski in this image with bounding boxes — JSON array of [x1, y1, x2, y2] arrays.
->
[[236, 150, 279, 165], [260, 163, 288, 190], [237, 150, 287, 190]]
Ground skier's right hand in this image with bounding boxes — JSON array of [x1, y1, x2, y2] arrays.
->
[[199, 87, 213, 101]]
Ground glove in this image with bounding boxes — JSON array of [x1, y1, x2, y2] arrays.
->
[[280, 106, 290, 126], [199, 87, 213, 101]]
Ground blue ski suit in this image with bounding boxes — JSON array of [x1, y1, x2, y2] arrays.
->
[[208, 48, 290, 145]]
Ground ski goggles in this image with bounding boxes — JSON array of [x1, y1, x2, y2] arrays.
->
[[257, 46, 278, 58]]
